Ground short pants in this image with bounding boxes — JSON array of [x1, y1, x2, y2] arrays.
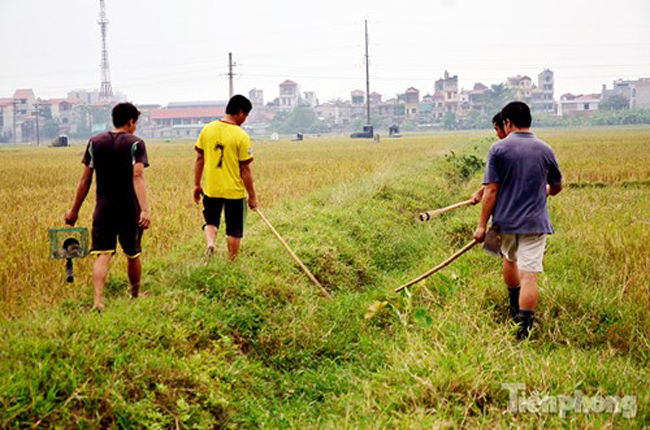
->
[[91, 219, 143, 258], [500, 233, 547, 273], [203, 196, 246, 238]]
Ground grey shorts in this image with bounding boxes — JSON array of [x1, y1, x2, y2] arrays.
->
[[500, 234, 547, 273]]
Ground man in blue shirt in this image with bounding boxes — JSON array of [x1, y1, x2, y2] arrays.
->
[[474, 102, 563, 340]]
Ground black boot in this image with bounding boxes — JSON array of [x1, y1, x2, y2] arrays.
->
[[507, 286, 520, 319], [516, 309, 535, 341]]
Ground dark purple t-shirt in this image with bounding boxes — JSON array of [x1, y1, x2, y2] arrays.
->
[[82, 131, 149, 224], [483, 132, 562, 234]]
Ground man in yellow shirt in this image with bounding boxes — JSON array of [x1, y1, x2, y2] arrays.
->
[[194, 95, 258, 260]]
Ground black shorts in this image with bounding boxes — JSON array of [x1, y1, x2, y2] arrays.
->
[[203, 196, 246, 238], [91, 220, 143, 258]]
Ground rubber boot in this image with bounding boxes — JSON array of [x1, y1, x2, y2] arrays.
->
[[508, 286, 520, 319], [516, 309, 535, 341]]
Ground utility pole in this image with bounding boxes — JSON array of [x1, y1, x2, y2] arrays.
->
[[34, 102, 40, 146], [364, 20, 371, 125], [228, 52, 235, 99], [12, 100, 18, 144]]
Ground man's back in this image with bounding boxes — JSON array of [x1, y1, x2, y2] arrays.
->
[[484, 131, 562, 234], [83, 131, 149, 221], [195, 121, 253, 199]]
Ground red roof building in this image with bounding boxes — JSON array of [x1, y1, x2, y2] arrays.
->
[[150, 107, 225, 123]]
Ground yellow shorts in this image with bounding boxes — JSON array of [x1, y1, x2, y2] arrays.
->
[[500, 234, 547, 273]]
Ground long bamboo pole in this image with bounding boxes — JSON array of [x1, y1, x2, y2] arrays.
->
[[418, 199, 474, 222], [395, 240, 477, 293], [255, 209, 332, 299]]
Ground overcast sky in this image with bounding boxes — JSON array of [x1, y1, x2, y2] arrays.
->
[[1, 0, 649, 105]]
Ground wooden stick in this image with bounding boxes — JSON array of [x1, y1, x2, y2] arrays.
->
[[418, 199, 474, 222], [254, 209, 332, 299], [395, 240, 478, 293]]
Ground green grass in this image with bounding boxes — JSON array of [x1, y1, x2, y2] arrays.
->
[[0, 128, 648, 428]]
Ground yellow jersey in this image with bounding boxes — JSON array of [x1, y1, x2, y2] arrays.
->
[[195, 120, 253, 199]]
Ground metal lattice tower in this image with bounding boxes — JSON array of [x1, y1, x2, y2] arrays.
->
[[98, 0, 113, 99]]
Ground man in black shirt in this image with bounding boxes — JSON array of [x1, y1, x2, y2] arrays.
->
[[65, 102, 150, 311]]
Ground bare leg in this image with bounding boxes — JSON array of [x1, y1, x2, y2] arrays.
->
[[204, 225, 218, 255], [519, 270, 539, 311], [92, 253, 112, 311], [227, 236, 241, 261], [127, 256, 147, 298], [502, 258, 520, 287]]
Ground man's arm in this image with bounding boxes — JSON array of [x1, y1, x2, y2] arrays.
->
[[546, 148, 562, 197], [470, 185, 485, 205], [473, 182, 499, 242], [133, 162, 150, 229], [194, 151, 205, 203], [240, 162, 258, 210], [64, 166, 93, 226]]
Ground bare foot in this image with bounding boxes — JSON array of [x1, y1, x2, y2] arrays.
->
[[92, 302, 104, 312], [205, 245, 216, 257], [134, 291, 149, 298]]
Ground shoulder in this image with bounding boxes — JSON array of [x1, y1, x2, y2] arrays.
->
[[237, 128, 250, 141], [532, 137, 555, 154], [226, 124, 249, 141], [126, 134, 144, 144], [538, 139, 554, 151], [489, 139, 506, 155], [89, 131, 110, 143], [205, 120, 222, 130]]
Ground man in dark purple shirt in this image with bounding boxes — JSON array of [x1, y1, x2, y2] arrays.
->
[[65, 103, 151, 311], [474, 102, 563, 340]]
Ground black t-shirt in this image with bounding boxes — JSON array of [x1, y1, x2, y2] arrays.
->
[[82, 131, 149, 224]]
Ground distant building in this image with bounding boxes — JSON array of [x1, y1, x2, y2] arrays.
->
[[434, 71, 458, 112], [44, 98, 81, 125], [536, 69, 556, 113], [314, 101, 352, 127], [468, 83, 488, 113], [630, 79, 650, 109], [380, 98, 406, 118], [601, 79, 635, 106], [405, 87, 420, 117], [145, 107, 225, 139], [418, 94, 435, 124], [369, 92, 382, 106], [558, 93, 600, 116], [458, 89, 472, 116], [167, 100, 227, 109], [67, 89, 126, 105], [13, 89, 35, 116], [351, 90, 365, 106], [248, 88, 264, 108], [0, 98, 13, 141], [430, 93, 446, 121], [278, 80, 300, 110], [506, 75, 533, 100], [68, 90, 100, 105], [302, 91, 318, 108]]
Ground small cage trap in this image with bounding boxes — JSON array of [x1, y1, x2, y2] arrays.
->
[[49, 227, 89, 282]]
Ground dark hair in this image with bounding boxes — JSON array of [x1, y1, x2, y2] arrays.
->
[[501, 101, 532, 128], [112, 102, 141, 128], [492, 112, 504, 130], [226, 95, 253, 115]]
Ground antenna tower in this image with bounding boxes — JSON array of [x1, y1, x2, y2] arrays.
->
[[98, 0, 113, 99]]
